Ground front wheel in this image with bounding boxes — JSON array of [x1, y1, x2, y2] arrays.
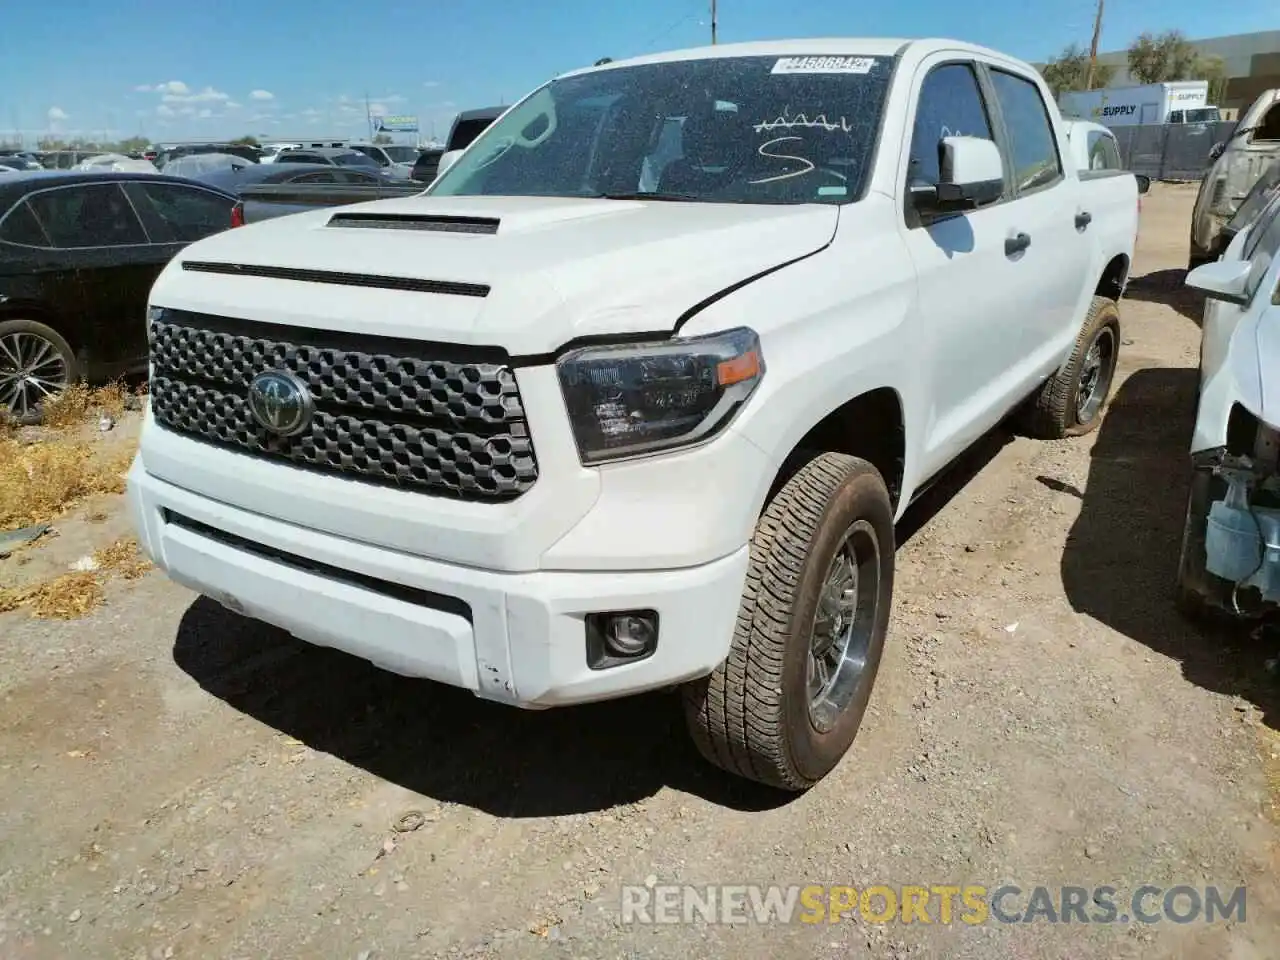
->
[[682, 452, 895, 791], [1018, 296, 1121, 440]]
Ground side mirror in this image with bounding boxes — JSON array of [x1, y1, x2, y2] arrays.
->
[[1185, 259, 1252, 305], [436, 149, 463, 177], [914, 136, 1004, 212], [1135, 174, 1151, 194]]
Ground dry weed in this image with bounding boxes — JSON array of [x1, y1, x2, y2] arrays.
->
[[2, 571, 105, 621], [38, 380, 129, 429], [0, 437, 133, 529], [93, 537, 152, 580]]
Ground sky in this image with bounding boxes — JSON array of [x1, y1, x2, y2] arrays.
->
[[0, 0, 1275, 147]]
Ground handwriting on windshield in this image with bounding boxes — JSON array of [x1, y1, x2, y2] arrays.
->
[[749, 137, 816, 184], [753, 109, 854, 134]]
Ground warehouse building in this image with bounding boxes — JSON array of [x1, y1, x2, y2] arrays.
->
[[1089, 30, 1280, 113]]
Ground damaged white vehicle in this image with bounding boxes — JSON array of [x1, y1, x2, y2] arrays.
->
[[1178, 187, 1280, 619]]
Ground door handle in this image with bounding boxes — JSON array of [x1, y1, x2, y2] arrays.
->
[[1005, 232, 1031, 256], [1075, 211, 1093, 229]]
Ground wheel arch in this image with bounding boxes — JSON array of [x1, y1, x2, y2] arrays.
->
[[763, 386, 907, 515], [1095, 253, 1130, 301]]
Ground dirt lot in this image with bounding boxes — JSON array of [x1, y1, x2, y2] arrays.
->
[[2, 184, 1279, 959]]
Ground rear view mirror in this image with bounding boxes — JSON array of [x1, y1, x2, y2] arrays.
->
[[1135, 174, 1151, 194], [913, 136, 1004, 213], [1185, 259, 1252, 305]]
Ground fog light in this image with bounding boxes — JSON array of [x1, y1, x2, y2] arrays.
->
[[586, 610, 659, 670], [606, 613, 656, 655]]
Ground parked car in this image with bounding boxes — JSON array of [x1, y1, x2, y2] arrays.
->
[[155, 143, 263, 170], [0, 171, 238, 422], [0, 152, 43, 171], [410, 106, 505, 182], [348, 142, 420, 179], [157, 152, 254, 180], [128, 38, 1138, 790], [1061, 119, 1151, 221], [75, 153, 159, 174], [233, 175, 422, 224], [273, 147, 389, 176], [1200, 157, 1280, 263], [196, 161, 388, 194], [1189, 88, 1280, 269], [1177, 186, 1280, 620]]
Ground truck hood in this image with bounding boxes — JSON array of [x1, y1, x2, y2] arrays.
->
[[156, 195, 838, 355]]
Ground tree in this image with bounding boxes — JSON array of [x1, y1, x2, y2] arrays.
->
[[1041, 44, 1115, 97], [373, 132, 393, 144], [230, 135, 259, 146], [1127, 30, 1199, 84], [117, 135, 149, 154], [1193, 54, 1227, 104]]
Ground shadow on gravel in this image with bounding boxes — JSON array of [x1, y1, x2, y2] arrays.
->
[[173, 597, 797, 817], [170, 430, 1014, 818], [1059, 367, 1279, 730], [897, 427, 1015, 546], [1124, 269, 1207, 326]]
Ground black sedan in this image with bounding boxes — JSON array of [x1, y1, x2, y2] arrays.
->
[[195, 161, 388, 194], [0, 171, 238, 421]]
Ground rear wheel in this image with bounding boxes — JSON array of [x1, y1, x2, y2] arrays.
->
[[682, 452, 895, 791], [1018, 296, 1121, 440], [0, 319, 78, 425]]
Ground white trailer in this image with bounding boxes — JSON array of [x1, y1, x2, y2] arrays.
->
[[1059, 81, 1217, 127]]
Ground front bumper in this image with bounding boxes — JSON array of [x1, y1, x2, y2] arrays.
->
[[128, 460, 750, 707]]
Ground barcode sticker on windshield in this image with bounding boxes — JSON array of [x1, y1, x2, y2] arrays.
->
[[771, 56, 877, 75]]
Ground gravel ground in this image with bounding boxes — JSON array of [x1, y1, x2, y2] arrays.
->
[[1, 184, 1278, 960]]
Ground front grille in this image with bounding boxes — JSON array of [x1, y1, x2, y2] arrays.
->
[[148, 310, 539, 501]]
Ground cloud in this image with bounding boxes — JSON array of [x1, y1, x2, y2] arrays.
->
[[46, 106, 69, 122], [156, 104, 177, 118], [133, 84, 153, 92], [158, 80, 189, 96], [162, 86, 229, 104], [197, 108, 213, 119], [376, 93, 407, 104], [250, 89, 275, 101], [423, 80, 441, 88], [226, 101, 242, 109], [301, 107, 322, 118]]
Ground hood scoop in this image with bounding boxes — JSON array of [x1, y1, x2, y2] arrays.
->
[[326, 212, 500, 235]]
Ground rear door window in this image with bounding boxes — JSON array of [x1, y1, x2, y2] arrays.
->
[[989, 70, 1063, 192], [127, 182, 234, 242], [0, 200, 50, 245], [26, 183, 147, 247]]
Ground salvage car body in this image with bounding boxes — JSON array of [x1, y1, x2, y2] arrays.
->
[[1189, 88, 1280, 268], [1177, 187, 1280, 618]]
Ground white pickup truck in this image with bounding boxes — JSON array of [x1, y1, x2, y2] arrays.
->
[[128, 38, 1139, 790]]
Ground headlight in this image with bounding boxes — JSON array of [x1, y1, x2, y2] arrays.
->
[[556, 327, 764, 465]]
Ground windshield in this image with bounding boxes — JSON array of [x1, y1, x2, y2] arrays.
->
[[1185, 108, 1220, 123], [382, 146, 418, 163], [430, 54, 893, 205], [335, 152, 378, 168]]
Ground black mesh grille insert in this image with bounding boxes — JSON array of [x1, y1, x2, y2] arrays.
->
[[148, 310, 538, 500]]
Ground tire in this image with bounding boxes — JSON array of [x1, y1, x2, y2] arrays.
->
[[682, 452, 895, 791], [1018, 296, 1121, 440], [0, 318, 79, 425]]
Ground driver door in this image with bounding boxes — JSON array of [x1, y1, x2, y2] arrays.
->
[[898, 59, 1029, 475]]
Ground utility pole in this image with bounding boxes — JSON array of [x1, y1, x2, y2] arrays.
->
[[364, 92, 374, 140], [710, 0, 717, 44], [1085, 0, 1104, 90]]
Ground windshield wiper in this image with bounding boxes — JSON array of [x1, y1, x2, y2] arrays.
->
[[594, 191, 702, 202]]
